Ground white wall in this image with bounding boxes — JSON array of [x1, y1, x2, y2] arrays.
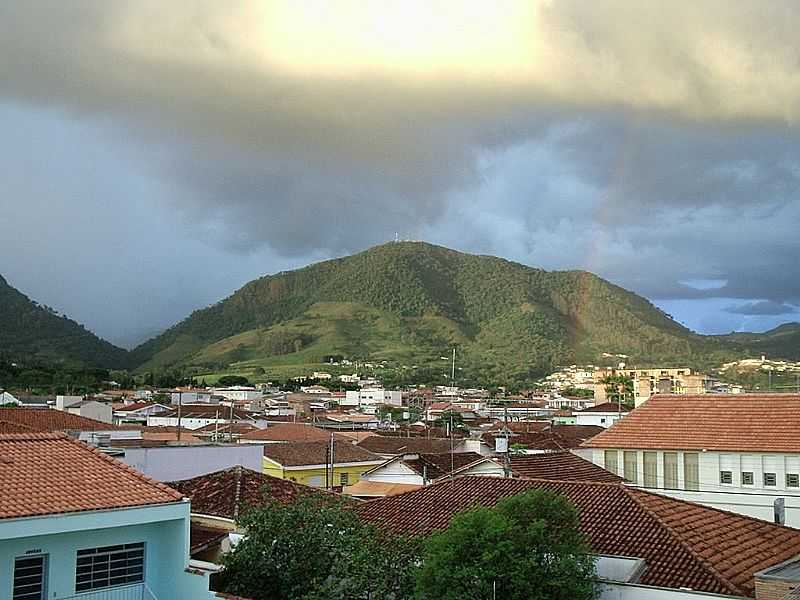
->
[[598, 582, 747, 600], [119, 444, 264, 481], [576, 412, 625, 428], [593, 448, 800, 527]]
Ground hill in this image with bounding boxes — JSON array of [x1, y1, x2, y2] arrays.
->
[[130, 242, 744, 385], [714, 322, 800, 361], [0, 274, 128, 368]]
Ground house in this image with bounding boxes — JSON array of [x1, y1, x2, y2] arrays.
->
[[262, 441, 384, 488], [483, 424, 603, 457], [343, 388, 402, 409], [239, 422, 338, 444], [213, 386, 263, 402], [509, 451, 624, 483], [117, 443, 265, 482], [55, 395, 113, 424], [146, 404, 267, 431], [0, 432, 215, 599], [0, 406, 140, 444], [169, 389, 217, 405], [114, 401, 172, 424], [547, 395, 595, 411], [358, 475, 800, 599], [356, 435, 455, 458], [192, 422, 260, 442], [583, 393, 800, 527], [316, 412, 380, 430], [574, 402, 629, 428], [354, 451, 504, 491], [170, 466, 342, 563]]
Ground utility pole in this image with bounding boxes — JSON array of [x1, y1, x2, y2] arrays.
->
[[451, 348, 456, 383], [229, 402, 235, 443], [503, 406, 511, 478], [329, 432, 336, 491], [176, 390, 182, 442], [449, 411, 455, 483]]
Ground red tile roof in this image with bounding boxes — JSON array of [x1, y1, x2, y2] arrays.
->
[[358, 476, 800, 597], [485, 424, 603, 451], [402, 452, 489, 480], [509, 452, 623, 483], [583, 394, 800, 452], [357, 436, 455, 455], [0, 420, 38, 434], [0, 407, 120, 432], [578, 402, 630, 413], [240, 423, 332, 442], [170, 466, 339, 519], [189, 523, 229, 554], [262, 441, 384, 467], [0, 433, 182, 519], [193, 422, 259, 435]]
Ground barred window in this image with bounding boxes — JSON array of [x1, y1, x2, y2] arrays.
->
[[76, 543, 144, 592], [787, 474, 800, 488], [742, 471, 754, 485], [719, 471, 733, 485], [764, 473, 777, 487]]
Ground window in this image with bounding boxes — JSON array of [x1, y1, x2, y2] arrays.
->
[[14, 555, 47, 600], [742, 471, 754, 485], [787, 474, 800, 488], [339, 472, 349, 486], [600, 418, 606, 424], [720, 471, 733, 485], [684, 453, 700, 491], [623, 451, 638, 485], [643, 452, 658, 488], [764, 473, 777, 487], [604, 450, 619, 475], [75, 543, 144, 592], [307, 475, 324, 487], [663, 453, 678, 489]]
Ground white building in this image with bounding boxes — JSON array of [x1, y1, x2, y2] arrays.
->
[[575, 402, 629, 428], [343, 388, 402, 408], [170, 390, 217, 405], [147, 405, 267, 431], [585, 393, 800, 527], [547, 395, 595, 411], [211, 387, 263, 402], [0, 391, 19, 405], [56, 395, 113, 424]]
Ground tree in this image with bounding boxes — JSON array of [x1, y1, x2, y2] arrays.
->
[[602, 375, 634, 407], [217, 374, 250, 387], [434, 410, 466, 432], [216, 494, 419, 600], [416, 490, 597, 600]]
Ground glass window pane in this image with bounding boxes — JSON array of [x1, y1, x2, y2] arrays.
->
[[684, 453, 699, 491], [663, 453, 678, 489], [643, 452, 658, 488], [624, 451, 638, 484]]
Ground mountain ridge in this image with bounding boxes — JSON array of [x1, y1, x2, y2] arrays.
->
[[0, 274, 129, 368], [129, 242, 752, 383]]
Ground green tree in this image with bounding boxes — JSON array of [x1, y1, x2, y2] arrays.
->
[[217, 374, 251, 387], [217, 494, 419, 600], [416, 490, 596, 600], [602, 375, 634, 406]]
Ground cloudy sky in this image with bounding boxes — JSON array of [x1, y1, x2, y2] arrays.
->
[[1, 1, 799, 348]]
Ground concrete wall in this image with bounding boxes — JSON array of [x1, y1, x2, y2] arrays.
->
[[263, 457, 384, 487], [120, 444, 263, 481], [0, 503, 214, 600], [576, 412, 624, 428]]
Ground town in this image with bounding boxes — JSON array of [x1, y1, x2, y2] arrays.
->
[[3, 360, 800, 599]]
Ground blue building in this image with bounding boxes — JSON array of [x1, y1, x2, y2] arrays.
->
[[0, 432, 216, 600]]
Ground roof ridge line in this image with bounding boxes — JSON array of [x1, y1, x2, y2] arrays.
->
[[623, 487, 744, 597]]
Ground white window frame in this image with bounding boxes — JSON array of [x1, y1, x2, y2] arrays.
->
[[75, 542, 145, 593]]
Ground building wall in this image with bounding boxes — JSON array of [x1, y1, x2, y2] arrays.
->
[[120, 444, 264, 481], [0, 503, 213, 600], [575, 412, 625, 428], [262, 458, 383, 487], [592, 448, 800, 527], [598, 582, 748, 600]]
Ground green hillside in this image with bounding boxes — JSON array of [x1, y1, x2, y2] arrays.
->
[[0, 274, 129, 368], [129, 242, 745, 385], [713, 323, 800, 360]]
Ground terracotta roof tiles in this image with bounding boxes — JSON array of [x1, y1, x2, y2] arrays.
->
[[509, 452, 624, 483], [583, 394, 800, 452], [358, 476, 800, 597], [262, 440, 384, 467], [240, 423, 332, 442], [0, 407, 121, 432], [357, 436, 454, 455], [0, 433, 182, 519], [170, 466, 340, 520]]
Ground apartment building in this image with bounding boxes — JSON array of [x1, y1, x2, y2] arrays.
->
[[584, 394, 800, 526]]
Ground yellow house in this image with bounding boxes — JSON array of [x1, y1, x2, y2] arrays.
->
[[262, 440, 385, 488]]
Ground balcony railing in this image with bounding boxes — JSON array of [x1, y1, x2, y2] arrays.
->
[[57, 583, 157, 600]]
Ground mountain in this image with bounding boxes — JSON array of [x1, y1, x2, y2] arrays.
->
[[714, 322, 800, 360], [0, 274, 129, 368], [130, 242, 744, 384]]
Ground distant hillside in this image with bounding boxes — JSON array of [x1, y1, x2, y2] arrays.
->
[[0, 274, 128, 368], [714, 322, 800, 360], [130, 242, 746, 384]]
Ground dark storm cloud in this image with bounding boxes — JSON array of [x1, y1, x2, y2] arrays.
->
[[1, 1, 800, 340]]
